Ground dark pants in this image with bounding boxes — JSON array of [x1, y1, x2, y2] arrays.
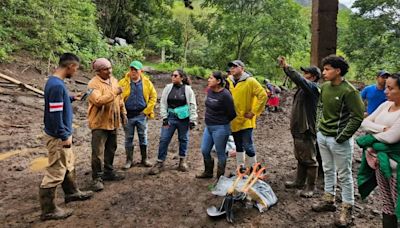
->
[[293, 133, 318, 167], [232, 128, 256, 157], [91, 129, 117, 180]]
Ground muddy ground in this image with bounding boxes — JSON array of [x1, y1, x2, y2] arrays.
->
[[0, 60, 382, 227]]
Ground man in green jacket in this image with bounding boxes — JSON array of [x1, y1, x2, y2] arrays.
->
[[311, 55, 364, 227]]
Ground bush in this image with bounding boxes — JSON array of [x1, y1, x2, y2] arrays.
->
[[107, 45, 144, 79]]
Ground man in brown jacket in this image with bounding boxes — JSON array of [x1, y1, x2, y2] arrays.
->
[[87, 58, 127, 192]]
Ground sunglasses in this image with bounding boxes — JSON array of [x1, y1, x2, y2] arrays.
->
[[171, 74, 180, 78]]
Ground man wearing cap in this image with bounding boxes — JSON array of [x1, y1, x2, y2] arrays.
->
[[278, 57, 320, 198], [87, 58, 127, 192], [226, 60, 267, 169], [118, 60, 157, 169], [361, 70, 389, 116]]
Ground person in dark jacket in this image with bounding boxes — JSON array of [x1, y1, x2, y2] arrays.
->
[[196, 71, 236, 179], [278, 56, 320, 198]]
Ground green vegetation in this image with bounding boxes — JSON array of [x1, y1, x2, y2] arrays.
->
[[0, 0, 398, 81]]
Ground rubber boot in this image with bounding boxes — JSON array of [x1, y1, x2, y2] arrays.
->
[[216, 161, 226, 179], [312, 192, 337, 212], [149, 161, 164, 175], [236, 152, 245, 168], [334, 203, 353, 227], [39, 187, 73, 221], [382, 213, 398, 228], [178, 157, 189, 172], [246, 155, 257, 168], [140, 145, 152, 167], [123, 147, 133, 170], [196, 158, 214, 178], [61, 170, 94, 203], [285, 162, 307, 189], [300, 166, 317, 198], [92, 178, 104, 192]]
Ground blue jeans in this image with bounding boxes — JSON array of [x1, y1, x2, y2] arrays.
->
[[124, 114, 147, 149], [232, 128, 256, 157], [317, 131, 354, 205], [157, 114, 189, 161], [201, 124, 231, 165]]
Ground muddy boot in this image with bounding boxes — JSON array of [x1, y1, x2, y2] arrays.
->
[[312, 192, 337, 212], [123, 147, 133, 170], [216, 161, 226, 179], [92, 178, 104, 192], [178, 157, 189, 172], [39, 187, 73, 221], [300, 166, 317, 198], [285, 162, 307, 189], [196, 158, 214, 178], [61, 170, 94, 203], [382, 213, 397, 228], [149, 161, 164, 175], [103, 171, 125, 181], [334, 203, 353, 227], [140, 145, 152, 167]]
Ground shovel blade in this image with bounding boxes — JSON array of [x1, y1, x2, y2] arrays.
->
[[207, 206, 226, 217]]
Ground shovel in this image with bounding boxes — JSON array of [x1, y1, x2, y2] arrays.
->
[[207, 166, 248, 218]]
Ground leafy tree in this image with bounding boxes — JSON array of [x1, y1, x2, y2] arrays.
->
[[199, 0, 309, 77], [341, 0, 400, 79]]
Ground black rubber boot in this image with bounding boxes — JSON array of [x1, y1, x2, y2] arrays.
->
[[61, 170, 94, 203], [382, 213, 397, 228], [196, 158, 214, 178], [140, 145, 152, 167], [216, 161, 226, 179], [300, 166, 317, 198], [123, 146, 134, 170], [285, 162, 307, 189], [39, 187, 73, 221]]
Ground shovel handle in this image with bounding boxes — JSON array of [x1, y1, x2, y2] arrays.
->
[[241, 163, 261, 190], [227, 166, 248, 194], [242, 167, 266, 193]]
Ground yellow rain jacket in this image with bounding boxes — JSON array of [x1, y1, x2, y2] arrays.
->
[[227, 73, 267, 132], [118, 72, 157, 119]]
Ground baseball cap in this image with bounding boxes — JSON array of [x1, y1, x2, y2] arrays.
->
[[129, 60, 143, 70], [228, 60, 245, 68], [301, 66, 321, 79], [377, 70, 390, 77]]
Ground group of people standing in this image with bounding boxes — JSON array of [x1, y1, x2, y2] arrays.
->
[[279, 55, 400, 228], [38, 53, 267, 221], [39, 52, 400, 228]]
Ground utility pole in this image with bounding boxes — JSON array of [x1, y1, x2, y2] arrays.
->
[[311, 0, 339, 68]]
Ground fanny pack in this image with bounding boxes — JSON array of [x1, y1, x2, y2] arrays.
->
[[168, 104, 190, 119]]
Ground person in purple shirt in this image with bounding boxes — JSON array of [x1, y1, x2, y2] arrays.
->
[[361, 70, 390, 116]]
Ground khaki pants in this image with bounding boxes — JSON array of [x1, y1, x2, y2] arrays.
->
[[40, 134, 75, 188], [293, 133, 318, 167]]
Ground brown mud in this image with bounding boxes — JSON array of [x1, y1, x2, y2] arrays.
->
[[0, 63, 381, 227]]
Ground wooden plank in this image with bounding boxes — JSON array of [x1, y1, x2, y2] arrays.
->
[[0, 72, 44, 96], [74, 79, 88, 85]]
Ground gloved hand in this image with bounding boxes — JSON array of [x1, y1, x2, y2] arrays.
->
[[163, 119, 169, 127], [189, 122, 196, 130]]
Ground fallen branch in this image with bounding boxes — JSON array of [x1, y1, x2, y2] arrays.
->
[[0, 72, 44, 96], [74, 79, 88, 85]]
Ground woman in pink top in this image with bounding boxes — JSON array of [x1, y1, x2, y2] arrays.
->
[[361, 72, 400, 227]]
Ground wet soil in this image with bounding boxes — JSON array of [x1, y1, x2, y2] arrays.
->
[[0, 63, 381, 227]]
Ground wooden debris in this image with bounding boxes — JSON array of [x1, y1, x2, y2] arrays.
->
[[0, 72, 44, 96], [74, 79, 88, 85]]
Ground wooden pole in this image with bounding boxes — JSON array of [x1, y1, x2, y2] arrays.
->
[[0, 72, 44, 96]]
